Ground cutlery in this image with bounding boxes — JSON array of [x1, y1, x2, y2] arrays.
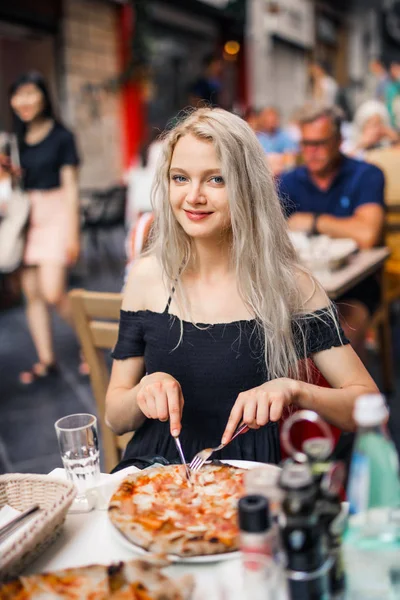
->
[[0, 504, 41, 545], [189, 423, 249, 472], [173, 435, 192, 482]]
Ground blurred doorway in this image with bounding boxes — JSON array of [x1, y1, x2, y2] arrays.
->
[[147, 25, 218, 132], [271, 38, 309, 121], [0, 22, 58, 132]]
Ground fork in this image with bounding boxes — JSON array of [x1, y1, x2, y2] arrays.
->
[[189, 423, 249, 472]]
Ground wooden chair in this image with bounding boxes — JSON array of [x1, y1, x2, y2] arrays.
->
[[365, 147, 400, 391], [365, 147, 400, 281], [69, 289, 130, 473]]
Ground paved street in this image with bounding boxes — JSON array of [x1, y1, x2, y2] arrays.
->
[[0, 228, 125, 474], [1, 228, 400, 475]]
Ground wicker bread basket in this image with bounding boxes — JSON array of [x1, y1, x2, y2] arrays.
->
[[0, 473, 76, 581]]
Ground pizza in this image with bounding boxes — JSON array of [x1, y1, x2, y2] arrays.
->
[[20, 565, 109, 599], [0, 580, 28, 600], [108, 463, 246, 557], [0, 558, 194, 600]]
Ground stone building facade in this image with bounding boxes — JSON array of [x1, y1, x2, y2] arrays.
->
[[62, 0, 123, 190]]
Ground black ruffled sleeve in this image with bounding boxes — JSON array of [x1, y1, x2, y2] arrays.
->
[[111, 310, 145, 359], [293, 308, 350, 359]]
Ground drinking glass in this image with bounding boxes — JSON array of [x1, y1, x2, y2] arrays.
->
[[55, 413, 100, 512]]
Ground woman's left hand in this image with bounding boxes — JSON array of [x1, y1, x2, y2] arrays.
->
[[66, 236, 80, 265], [221, 378, 300, 444]]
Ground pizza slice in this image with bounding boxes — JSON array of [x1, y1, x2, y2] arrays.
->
[[0, 579, 28, 600], [19, 564, 109, 599], [0, 558, 194, 600], [108, 559, 194, 600]]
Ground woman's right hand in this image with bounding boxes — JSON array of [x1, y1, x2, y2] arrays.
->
[[137, 372, 184, 436]]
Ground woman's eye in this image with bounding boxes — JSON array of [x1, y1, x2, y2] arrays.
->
[[171, 175, 187, 183], [210, 176, 224, 185]]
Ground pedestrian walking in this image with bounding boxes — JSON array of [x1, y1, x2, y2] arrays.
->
[[9, 71, 86, 383]]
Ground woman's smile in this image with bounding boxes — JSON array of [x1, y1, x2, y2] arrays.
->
[[184, 209, 213, 221]]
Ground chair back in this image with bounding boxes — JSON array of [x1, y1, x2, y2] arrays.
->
[[69, 289, 128, 472], [365, 147, 400, 266], [365, 147, 400, 208]]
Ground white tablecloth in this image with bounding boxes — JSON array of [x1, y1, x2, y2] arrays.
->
[[25, 469, 247, 600]]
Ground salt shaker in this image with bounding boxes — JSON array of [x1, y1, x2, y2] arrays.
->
[[238, 495, 285, 599]]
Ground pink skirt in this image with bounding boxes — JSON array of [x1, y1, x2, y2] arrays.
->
[[24, 189, 69, 266]]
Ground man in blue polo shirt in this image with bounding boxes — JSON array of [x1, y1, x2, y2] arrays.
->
[[279, 104, 385, 358]]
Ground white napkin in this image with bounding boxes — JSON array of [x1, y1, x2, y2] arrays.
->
[[0, 505, 41, 557]]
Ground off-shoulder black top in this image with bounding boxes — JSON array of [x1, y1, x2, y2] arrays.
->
[[111, 304, 348, 467]]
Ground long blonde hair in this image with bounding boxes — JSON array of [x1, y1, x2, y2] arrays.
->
[[149, 107, 333, 381]]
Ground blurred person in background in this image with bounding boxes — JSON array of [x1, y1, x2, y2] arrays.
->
[[257, 107, 299, 154], [188, 54, 223, 107], [243, 106, 260, 131], [279, 104, 385, 359], [0, 136, 23, 310], [257, 107, 299, 176], [309, 60, 339, 107], [368, 57, 390, 102], [385, 59, 400, 130], [9, 71, 84, 384], [0, 137, 12, 218], [343, 99, 399, 158]]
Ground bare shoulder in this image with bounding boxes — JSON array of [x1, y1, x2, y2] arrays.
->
[[122, 255, 165, 311], [295, 268, 330, 312]]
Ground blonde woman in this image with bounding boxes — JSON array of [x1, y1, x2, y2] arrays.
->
[[106, 108, 378, 468]]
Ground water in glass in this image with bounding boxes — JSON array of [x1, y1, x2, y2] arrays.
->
[[61, 446, 100, 495]]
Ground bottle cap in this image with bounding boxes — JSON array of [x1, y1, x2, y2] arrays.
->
[[353, 394, 388, 427], [279, 462, 313, 490], [238, 495, 270, 533]]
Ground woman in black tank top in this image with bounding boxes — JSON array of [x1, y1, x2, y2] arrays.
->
[[107, 108, 378, 471]]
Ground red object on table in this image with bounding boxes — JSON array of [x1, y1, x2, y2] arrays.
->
[[280, 365, 340, 459]]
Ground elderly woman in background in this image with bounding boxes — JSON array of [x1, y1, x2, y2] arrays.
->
[[343, 100, 399, 159]]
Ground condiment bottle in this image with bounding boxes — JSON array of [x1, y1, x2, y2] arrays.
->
[[238, 495, 283, 598], [279, 462, 331, 600]]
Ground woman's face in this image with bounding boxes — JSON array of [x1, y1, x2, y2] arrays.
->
[[169, 134, 231, 240], [10, 83, 45, 123]]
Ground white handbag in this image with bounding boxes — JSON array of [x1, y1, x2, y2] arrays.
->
[[0, 136, 30, 273]]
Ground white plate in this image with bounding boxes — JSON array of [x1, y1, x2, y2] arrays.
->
[[108, 459, 280, 564]]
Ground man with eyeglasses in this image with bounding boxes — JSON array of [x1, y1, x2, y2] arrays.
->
[[279, 104, 385, 359]]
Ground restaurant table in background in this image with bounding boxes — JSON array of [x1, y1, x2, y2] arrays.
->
[[317, 247, 390, 300], [321, 246, 392, 393]]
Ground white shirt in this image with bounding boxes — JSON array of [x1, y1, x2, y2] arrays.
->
[[0, 177, 12, 216], [0, 177, 11, 200]]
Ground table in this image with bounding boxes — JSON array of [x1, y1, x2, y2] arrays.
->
[[318, 247, 390, 300], [23, 470, 255, 600]]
